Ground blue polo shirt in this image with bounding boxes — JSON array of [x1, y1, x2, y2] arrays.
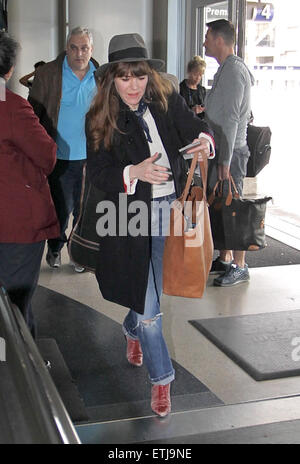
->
[[56, 56, 96, 160]]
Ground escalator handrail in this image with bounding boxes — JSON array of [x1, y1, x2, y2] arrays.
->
[[0, 285, 81, 444]]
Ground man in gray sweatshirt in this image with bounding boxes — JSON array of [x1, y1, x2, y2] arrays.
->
[[204, 19, 255, 286]]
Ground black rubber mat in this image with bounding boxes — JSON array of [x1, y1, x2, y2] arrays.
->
[[190, 310, 300, 381], [36, 338, 89, 422], [32, 286, 223, 422], [244, 236, 300, 267]]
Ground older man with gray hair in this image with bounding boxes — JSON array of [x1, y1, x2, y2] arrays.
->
[[29, 27, 99, 271]]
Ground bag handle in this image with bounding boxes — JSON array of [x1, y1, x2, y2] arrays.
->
[[208, 173, 239, 206], [182, 153, 208, 202], [228, 175, 240, 200], [199, 159, 208, 195]]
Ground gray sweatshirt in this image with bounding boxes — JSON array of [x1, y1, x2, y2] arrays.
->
[[205, 55, 255, 166]]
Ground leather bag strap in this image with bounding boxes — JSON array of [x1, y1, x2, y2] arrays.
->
[[208, 173, 240, 206], [182, 154, 208, 202]]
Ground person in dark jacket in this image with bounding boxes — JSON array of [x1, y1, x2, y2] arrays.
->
[[0, 31, 59, 337], [86, 33, 214, 417], [180, 55, 206, 119]]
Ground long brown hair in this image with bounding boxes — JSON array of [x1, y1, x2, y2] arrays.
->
[[86, 61, 173, 151]]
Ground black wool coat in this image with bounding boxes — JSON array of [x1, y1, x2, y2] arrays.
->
[[86, 91, 213, 314], [179, 80, 206, 108]]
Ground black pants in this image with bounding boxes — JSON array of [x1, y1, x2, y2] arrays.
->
[[48, 159, 85, 253], [0, 241, 45, 338]]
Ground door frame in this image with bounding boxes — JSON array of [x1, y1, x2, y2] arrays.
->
[[187, 0, 246, 60]]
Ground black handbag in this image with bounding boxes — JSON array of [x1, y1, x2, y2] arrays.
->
[[208, 176, 272, 251], [68, 165, 105, 272], [246, 124, 272, 177]]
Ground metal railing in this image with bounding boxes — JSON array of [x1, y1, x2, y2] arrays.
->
[[0, 285, 81, 444]]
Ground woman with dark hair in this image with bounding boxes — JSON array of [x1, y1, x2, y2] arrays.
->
[[0, 31, 59, 337], [19, 60, 46, 89], [86, 33, 214, 417]]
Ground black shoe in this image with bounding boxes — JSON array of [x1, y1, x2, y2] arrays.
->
[[46, 249, 61, 268], [210, 257, 233, 275]]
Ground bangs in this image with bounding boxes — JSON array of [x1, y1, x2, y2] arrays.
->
[[114, 61, 151, 77]]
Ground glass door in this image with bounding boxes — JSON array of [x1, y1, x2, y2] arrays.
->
[[244, 0, 300, 221], [188, 0, 245, 86]]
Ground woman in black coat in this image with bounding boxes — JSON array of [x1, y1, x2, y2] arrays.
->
[[86, 33, 214, 417], [180, 55, 207, 119]]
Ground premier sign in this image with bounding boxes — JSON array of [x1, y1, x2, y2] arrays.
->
[[206, 1, 228, 21]]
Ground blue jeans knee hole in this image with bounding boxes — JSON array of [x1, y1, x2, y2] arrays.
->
[[140, 312, 163, 328]]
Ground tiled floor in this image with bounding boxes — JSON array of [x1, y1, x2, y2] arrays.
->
[[38, 206, 300, 408]]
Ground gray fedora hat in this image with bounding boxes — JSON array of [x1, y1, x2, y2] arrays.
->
[[95, 33, 165, 77]]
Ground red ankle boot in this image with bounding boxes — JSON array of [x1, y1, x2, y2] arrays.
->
[[151, 384, 171, 417], [126, 336, 143, 367]]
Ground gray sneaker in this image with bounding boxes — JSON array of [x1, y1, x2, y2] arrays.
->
[[69, 259, 85, 273], [46, 249, 61, 268], [210, 257, 233, 275], [74, 265, 85, 273], [213, 263, 250, 287]]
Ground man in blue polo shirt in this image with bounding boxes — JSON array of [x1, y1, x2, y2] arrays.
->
[[29, 27, 99, 271]]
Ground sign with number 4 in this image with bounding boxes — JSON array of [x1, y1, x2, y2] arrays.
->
[[248, 2, 274, 22]]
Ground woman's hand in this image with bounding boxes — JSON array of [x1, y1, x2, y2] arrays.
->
[[186, 137, 210, 162], [129, 153, 170, 185], [192, 105, 205, 115]]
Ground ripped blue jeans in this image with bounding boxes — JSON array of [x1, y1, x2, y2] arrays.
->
[[123, 192, 176, 385]]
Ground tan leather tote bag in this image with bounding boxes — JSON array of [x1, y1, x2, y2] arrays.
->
[[163, 154, 213, 298]]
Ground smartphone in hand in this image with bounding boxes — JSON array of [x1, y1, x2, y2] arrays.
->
[[179, 140, 202, 155], [179, 141, 202, 159]]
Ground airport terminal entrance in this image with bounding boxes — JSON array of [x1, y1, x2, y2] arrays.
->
[[1, 0, 300, 445], [187, 0, 300, 250], [188, 0, 242, 87]]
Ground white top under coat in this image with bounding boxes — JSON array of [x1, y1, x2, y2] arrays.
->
[[123, 107, 215, 196]]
